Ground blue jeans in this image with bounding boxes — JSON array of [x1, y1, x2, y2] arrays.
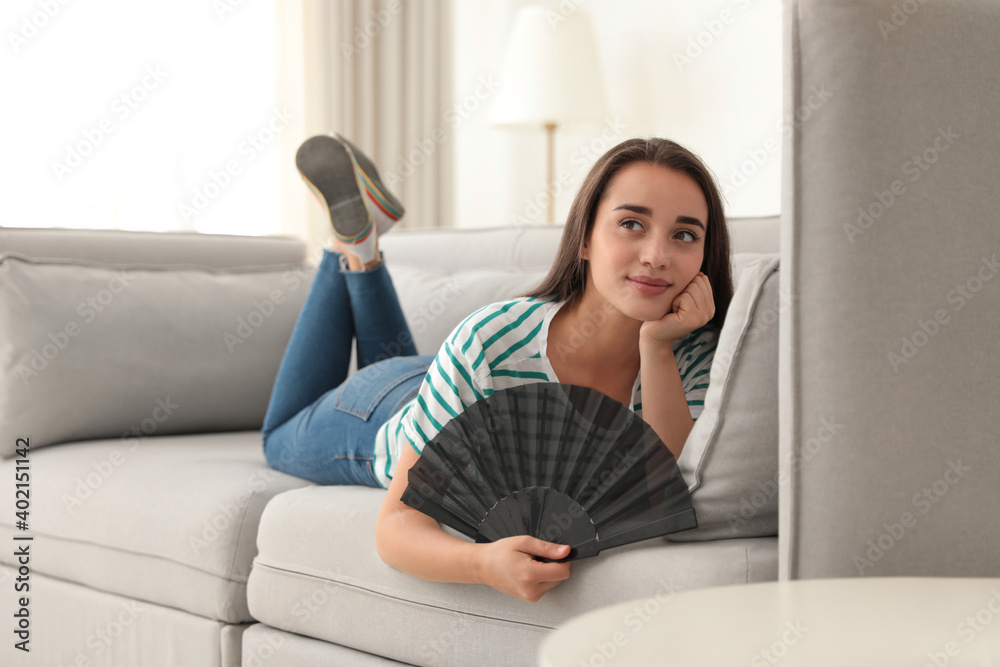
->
[[261, 250, 434, 487]]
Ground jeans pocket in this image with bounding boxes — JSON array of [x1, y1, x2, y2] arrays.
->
[[333, 357, 430, 421]]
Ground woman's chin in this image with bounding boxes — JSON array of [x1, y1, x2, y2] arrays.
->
[[618, 299, 671, 323], [592, 286, 671, 323]]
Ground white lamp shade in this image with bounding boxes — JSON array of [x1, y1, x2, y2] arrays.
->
[[490, 6, 610, 129]]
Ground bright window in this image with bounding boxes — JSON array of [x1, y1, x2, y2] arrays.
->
[[3, 0, 281, 235]]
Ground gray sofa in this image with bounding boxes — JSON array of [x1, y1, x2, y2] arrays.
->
[[0, 216, 780, 667], [2, 0, 998, 664]]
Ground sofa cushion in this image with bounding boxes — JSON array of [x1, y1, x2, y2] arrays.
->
[[0, 254, 315, 452], [0, 432, 312, 623], [386, 264, 546, 357], [247, 485, 777, 666], [670, 254, 781, 541]]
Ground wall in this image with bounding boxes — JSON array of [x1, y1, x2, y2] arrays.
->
[[450, 0, 782, 229]]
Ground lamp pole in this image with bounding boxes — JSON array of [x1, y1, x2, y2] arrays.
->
[[544, 122, 556, 223]]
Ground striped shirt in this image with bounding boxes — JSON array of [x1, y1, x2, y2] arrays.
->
[[371, 297, 718, 489]]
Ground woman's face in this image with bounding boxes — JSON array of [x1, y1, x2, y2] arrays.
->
[[581, 162, 708, 323]]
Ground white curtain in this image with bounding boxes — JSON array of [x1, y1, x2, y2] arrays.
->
[[276, 0, 453, 259]]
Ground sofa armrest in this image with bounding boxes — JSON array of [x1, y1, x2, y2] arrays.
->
[[780, 0, 1000, 578]]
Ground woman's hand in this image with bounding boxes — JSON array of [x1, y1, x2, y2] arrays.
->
[[476, 536, 571, 603], [639, 271, 715, 346]]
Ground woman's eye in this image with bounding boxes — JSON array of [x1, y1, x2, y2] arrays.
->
[[619, 218, 642, 231], [676, 229, 700, 242]]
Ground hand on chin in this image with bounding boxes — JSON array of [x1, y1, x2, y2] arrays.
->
[[638, 272, 715, 345]]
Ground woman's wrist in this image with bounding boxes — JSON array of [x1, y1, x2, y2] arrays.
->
[[466, 540, 488, 587], [638, 335, 677, 360]]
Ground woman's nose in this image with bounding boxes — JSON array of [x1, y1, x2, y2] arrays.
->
[[640, 236, 671, 268]]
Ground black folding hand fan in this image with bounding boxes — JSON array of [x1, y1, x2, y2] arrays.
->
[[400, 382, 697, 561]]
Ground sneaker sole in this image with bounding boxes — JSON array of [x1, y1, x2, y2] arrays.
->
[[336, 134, 405, 220], [295, 135, 373, 243]]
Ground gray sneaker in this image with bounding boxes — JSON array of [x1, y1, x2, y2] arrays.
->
[[295, 135, 404, 263]]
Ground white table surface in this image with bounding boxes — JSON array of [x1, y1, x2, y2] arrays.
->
[[539, 577, 1000, 667]]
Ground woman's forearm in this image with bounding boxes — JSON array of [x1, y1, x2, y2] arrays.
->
[[375, 441, 485, 583], [375, 504, 483, 584], [639, 342, 694, 460]]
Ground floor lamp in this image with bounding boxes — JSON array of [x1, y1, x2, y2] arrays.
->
[[489, 6, 610, 224]]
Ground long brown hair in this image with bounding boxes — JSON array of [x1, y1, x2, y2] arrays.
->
[[520, 137, 733, 331]]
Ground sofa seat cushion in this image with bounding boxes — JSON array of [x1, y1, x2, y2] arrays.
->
[[0, 432, 312, 623], [247, 485, 777, 666]]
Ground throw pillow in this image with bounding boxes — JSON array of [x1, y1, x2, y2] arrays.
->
[[0, 253, 314, 455], [669, 254, 782, 541]]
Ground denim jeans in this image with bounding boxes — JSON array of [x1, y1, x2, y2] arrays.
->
[[261, 250, 434, 486]]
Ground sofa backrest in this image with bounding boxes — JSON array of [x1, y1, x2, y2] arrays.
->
[[380, 216, 779, 272], [379, 216, 779, 357], [0, 227, 307, 267], [780, 0, 1000, 578]]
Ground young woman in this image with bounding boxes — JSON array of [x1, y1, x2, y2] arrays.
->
[[262, 134, 733, 602]]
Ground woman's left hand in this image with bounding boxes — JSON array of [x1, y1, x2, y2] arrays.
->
[[639, 272, 715, 346]]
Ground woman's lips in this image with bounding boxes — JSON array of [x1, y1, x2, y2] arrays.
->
[[628, 277, 670, 296]]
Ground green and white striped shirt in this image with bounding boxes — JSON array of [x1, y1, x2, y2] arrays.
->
[[371, 297, 717, 489]]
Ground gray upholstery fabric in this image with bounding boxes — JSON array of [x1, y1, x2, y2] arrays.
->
[[384, 263, 548, 356], [671, 255, 781, 541], [0, 255, 314, 451], [780, 0, 1000, 578], [0, 566, 248, 667], [379, 216, 780, 272], [0, 432, 312, 623], [247, 485, 777, 666], [243, 625, 409, 666], [0, 226, 306, 267]]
